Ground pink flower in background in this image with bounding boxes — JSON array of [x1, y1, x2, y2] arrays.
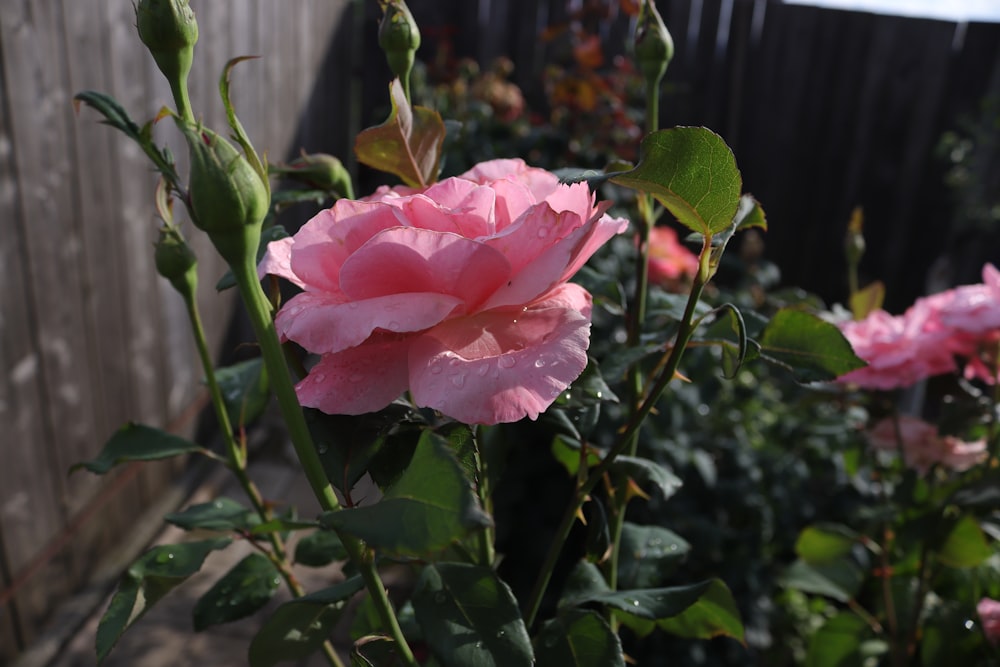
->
[[837, 310, 956, 390], [260, 159, 628, 424], [646, 225, 698, 287], [938, 263, 1000, 336], [867, 415, 986, 475], [979, 598, 1000, 644]]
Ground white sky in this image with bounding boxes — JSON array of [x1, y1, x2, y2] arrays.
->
[[783, 0, 1000, 23]]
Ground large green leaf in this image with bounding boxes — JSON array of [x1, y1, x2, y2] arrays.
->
[[412, 563, 534, 667], [320, 431, 492, 558], [617, 523, 690, 589], [96, 538, 231, 662], [248, 576, 364, 667], [610, 127, 742, 235], [795, 524, 861, 564], [164, 497, 259, 532], [215, 358, 270, 428], [72, 423, 207, 475], [354, 78, 445, 188], [193, 553, 280, 631], [533, 610, 625, 667], [758, 308, 866, 382]]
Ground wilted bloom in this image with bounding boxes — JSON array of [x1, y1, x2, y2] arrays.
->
[[979, 598, 1000, 644], [868, 415, 986, 475], [260, 159, 628, 424], [646, 226, 698, 287], [837, 310, 956, 390]]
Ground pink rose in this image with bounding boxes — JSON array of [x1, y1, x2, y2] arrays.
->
[[979, 597, 1000, 644], [939, 263, 1000, 336], [837, 310, 956, 390], [260, 159, 628, 424], [646, 226, 698, 287], [868, 415, 986, 475]]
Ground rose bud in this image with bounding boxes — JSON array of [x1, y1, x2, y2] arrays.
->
[[136, 0, 198, 107], [635, 0, 674, 86], [154, 225, 198, 297], [378, 0, 421, 91]]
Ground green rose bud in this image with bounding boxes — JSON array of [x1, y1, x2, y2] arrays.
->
[[273, 152, 355, 199], [378, 0, 421, 93], [154, 225, 198, 298], [136, 0, 198, 118], [635, 0, 674, 86], [183, 124, 269, 264]]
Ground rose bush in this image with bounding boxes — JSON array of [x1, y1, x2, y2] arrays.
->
[[260, 158, 628, 424]]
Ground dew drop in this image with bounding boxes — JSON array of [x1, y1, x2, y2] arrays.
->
[[965, 619, 976, 630], [537, 227, 550, 239], [317, 443, 329, 454], [388, 320, 400, 329], [595, 391, 602, 399], [476, 363, 489, 376], [626, 598, 640, 607], [499, 355, 516, 369], [314, 373, 326, 383], [451, 373, 466, 388], [474, 641, 484, 650], [430, 364, 443, 375], [495, 629, 505, 639], [533, 359, 546, 368]]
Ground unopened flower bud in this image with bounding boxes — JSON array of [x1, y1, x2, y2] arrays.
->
[[136, 0, 198, 92], [635, 0, 673, 86], [183, 124, 269, 263], [273, 152, 354, 199], [378, 0, 421, 87], [845, 207, 866, 267], [154, 225, 197, 297]]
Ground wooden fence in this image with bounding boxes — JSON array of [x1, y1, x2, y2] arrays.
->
[[0, 1, 359, 662], [2, 0, 999, 663]]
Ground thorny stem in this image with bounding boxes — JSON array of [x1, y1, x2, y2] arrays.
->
[[524, 239, 711, 627], [228, 254, 418, 667], [181, 279, 344, 667]]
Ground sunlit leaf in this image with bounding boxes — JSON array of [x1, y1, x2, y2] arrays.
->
[[758, 308, 866, 382]]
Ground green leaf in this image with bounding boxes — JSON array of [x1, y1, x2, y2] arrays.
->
[[849, 281, 885, 321], [610, 456, 683, 500], [164, 497, 259, 532], [610, 127, 742, 236], [583, 497, 611, 563], [758, 308, 867, 382], [97, 538, 231, 662], [295, 529, 348, 567], [805, 612, 869, 667], [551, 438, 602, 477], [699, 304, 754, 379], [219, 56, 268, 192], [320, 432, 492, 558], [249, 517, 320, 535], [73, 91, 182, 187], [215, 358, 270, 428], [533, 610, 625, 667], [795, 524, 861, 564], [412, 563, 534, 667], [248, 576, 364, 667], [193, 553, 280, 631], [355, 78, 446, 188], [72, 423, 206, 475], [937, 516, 992, 569], [780, 558, 865, 602], [578, 579, 743, 642], [559, 561, 611, 610], [560, 359, 619, 407], [617, 523, 690, 589]]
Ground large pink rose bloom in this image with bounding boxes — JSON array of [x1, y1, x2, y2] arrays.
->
[[260, 159, 628, 424], [837, 309, 956, 390]]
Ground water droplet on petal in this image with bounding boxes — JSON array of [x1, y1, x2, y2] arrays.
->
[[537, 227, 550, 239], [314, 373, 327, 383], [499, 355, 516, 369], [430, 364, 443, 375], [533, 359, 545, 368], [451, 373, 466, 388], [388, 320, 400, 329], [476, 363, 489, 376]]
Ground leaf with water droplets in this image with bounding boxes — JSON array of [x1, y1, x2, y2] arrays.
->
[[164, 497, 260, 532], [609, 456, 682, 500], [193, 553, 280, 631], [533, 610, 625, 667], [215, 357, 270, 428], [97, 538, 231, 663], [295, 529, 348, 567], [617, 523, 691, 589], [412, 563, 534, 667]]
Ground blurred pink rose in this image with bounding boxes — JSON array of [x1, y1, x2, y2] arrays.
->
[[837, 310, 956, 390], [979, 598, 1000, 644], [260, 159, 628, 424], [646, 226, 698, 287], [939, 263, 1000, 336], [868, 415, 986, 474]]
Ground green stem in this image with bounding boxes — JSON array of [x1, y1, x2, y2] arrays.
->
[[524, 242, 711, 627], [169, 77, 195, 126], [181, 280, 345, 667], [228, 253, 417, 667]]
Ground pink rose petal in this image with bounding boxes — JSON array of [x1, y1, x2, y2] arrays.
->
[[409, 284, 592, 424], [258, 236, 305, 288], [297, 338, 412, 415]]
